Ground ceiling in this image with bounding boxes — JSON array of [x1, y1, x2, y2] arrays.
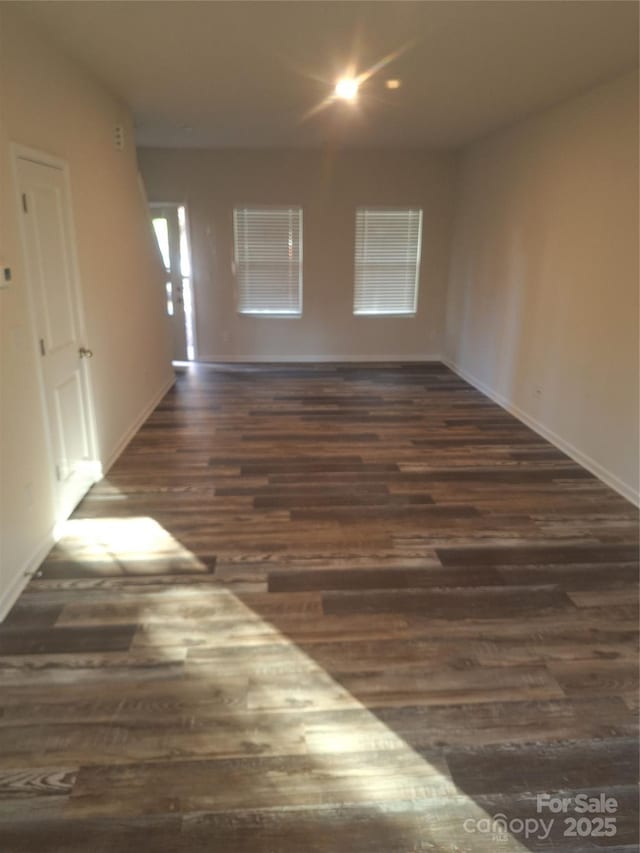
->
[[22, 0, 639, 150]]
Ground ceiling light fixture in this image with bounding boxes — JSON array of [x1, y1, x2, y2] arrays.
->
[[334, 76, 359, 102], [385, 79, 401, 90]]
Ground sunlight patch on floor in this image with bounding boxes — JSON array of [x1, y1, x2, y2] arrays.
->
[[52, 514, 527, 850], [52, 516, 207, 573]]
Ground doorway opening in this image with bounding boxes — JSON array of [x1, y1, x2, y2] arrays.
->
[[150, 203, 196, 362]]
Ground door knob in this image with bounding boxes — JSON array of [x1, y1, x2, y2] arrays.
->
[[78, 347, 93, 359]]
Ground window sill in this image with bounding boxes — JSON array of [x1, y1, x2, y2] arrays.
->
[[353, 312, 417, 318], [238, 312, 303, 319]]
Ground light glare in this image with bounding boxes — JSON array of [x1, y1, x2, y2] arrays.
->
[[334, 77, 359, 102]]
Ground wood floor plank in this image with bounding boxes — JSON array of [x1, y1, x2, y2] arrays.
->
[[267, 565, 503, 592], [322, 585, 574, 618], [437, 543, 639, 566], [68, 750, 455, 817], [0, 815, 183, 853], [0, 766, 77, 797], [0, 625, 137, 655], [444, 737, 639, 794], [303, 696, 637, 752]]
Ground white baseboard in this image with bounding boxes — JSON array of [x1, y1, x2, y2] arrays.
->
[[0, 530, 54, 622], [195, 354, 443, 364], [102, 373, 175, 476], [442, 356, 639, 507]]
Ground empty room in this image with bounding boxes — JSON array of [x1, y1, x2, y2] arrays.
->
[[0, 1, 638, 850]]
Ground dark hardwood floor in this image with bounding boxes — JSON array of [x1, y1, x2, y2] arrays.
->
[[1, 362, 638, 852]]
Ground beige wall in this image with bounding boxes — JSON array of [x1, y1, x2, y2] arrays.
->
[[0, 6, 173, 615], [445, 72, 639, 503], [137, 148, 456, 361]]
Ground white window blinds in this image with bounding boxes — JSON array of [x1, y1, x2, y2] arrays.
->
[[233, 207, 303, 315], [353, 208, 423, 315]]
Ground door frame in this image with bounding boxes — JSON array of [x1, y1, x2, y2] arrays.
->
[[11, 143, 101, 524], [149, 200, 197, 361]]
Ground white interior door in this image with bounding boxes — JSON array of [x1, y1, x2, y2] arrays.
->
[[16, 154, 98, 521], [151, 204, 190, 361]]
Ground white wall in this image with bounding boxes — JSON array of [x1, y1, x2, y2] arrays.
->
[[137, 148, 456, 361], [445, 72, 639, 503], [0, 6, 174, 616]]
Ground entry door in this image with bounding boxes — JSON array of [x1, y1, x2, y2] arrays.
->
[[16, 155, 97, 520], [151, 205, 188, 361]]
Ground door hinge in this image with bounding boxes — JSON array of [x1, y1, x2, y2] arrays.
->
[[39, 338, 46, 357], [22, 193, 28, 214]]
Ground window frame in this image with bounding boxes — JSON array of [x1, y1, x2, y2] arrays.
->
[[352, 206, 423, 318], [232, 205, 303, 318]]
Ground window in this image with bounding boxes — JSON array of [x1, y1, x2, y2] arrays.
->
[[353, 208, 423, 316], [233, 207, 303, 315]]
